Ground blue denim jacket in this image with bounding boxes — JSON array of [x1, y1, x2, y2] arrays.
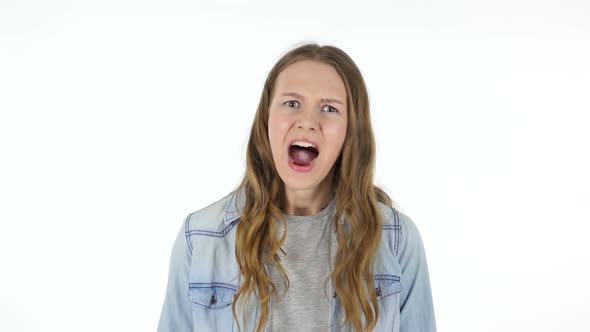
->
[[157, 190, 436, 331]]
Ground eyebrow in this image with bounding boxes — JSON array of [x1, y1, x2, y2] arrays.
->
[[281, 92, 344, 105]]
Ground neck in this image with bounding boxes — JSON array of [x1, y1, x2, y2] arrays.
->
[[281, 178, 334, 216]]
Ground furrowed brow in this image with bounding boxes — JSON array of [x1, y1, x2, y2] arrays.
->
[[280, 92, 344, 105]]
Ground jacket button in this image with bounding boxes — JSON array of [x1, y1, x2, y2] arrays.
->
[[210, 295, 216, 305], [332, 292, 337, 298], [376, 287, 382, 297]]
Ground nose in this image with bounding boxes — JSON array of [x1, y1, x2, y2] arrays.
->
[[296, 108, 318, 131]]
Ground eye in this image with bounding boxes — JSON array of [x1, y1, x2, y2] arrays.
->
[[322, 105, 339, 113], [284, 100, 299, 108]]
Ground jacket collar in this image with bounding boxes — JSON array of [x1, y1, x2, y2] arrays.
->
[[224, 189, 245, 225], [224, 188, 346, 227]]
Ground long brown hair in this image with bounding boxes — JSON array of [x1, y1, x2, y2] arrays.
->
[[231, 42, 394, 332]]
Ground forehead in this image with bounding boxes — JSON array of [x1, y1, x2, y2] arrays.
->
[[274, 60, 347, 102]]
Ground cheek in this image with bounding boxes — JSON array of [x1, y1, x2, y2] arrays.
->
[[327, 122, 348, 154], [267, 114, 289, 154]]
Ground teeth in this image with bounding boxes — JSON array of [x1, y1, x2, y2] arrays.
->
[[291, 141, 317, 150]]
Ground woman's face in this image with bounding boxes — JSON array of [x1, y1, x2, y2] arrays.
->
[[268, 60, 348, 195]]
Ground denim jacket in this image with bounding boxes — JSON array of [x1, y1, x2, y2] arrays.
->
[[157, 190, 436, 332]]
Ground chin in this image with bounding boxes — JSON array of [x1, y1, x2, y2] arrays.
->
[[280, 174, 317, 188], [282, 179, 316, 190]]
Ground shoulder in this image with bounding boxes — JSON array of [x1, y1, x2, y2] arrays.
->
[[376, 202, 424, 256], [185, 191, 236, 233]]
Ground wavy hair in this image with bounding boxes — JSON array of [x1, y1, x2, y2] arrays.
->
[[231, 42, 394, 332]]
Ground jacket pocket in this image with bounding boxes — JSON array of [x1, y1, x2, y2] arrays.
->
[[188, 282, 237, 309], [372, 274, 402, 331], [373, 274, 402, 301], [188, 282, 238, 332]]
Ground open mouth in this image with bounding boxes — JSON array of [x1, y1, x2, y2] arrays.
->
[[288, 141, 319, 167]]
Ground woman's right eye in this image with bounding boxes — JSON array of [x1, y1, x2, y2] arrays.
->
[[284, 100, 299, 108]]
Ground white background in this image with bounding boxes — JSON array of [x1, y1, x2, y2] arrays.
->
[[1, 0, 589, 331]]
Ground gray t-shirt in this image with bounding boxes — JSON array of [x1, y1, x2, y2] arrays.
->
[[267, 197, 337, 332]]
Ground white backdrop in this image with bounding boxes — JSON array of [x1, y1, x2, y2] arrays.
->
[[1, 1, 589, 331]]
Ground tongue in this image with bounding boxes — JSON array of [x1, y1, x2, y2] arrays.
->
[[290, 146, 318, 166]]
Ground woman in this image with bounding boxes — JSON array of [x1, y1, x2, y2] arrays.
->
[[158, 43, 436, 332]]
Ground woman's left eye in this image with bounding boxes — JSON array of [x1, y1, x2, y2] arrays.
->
[[322, 105, 338, 113]]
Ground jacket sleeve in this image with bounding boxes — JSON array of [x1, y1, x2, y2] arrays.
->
[[396, 210, 437, 332], [157, 215, 193, 332]]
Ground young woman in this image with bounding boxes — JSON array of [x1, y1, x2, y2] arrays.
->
[[157, 43, 436, 332]]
